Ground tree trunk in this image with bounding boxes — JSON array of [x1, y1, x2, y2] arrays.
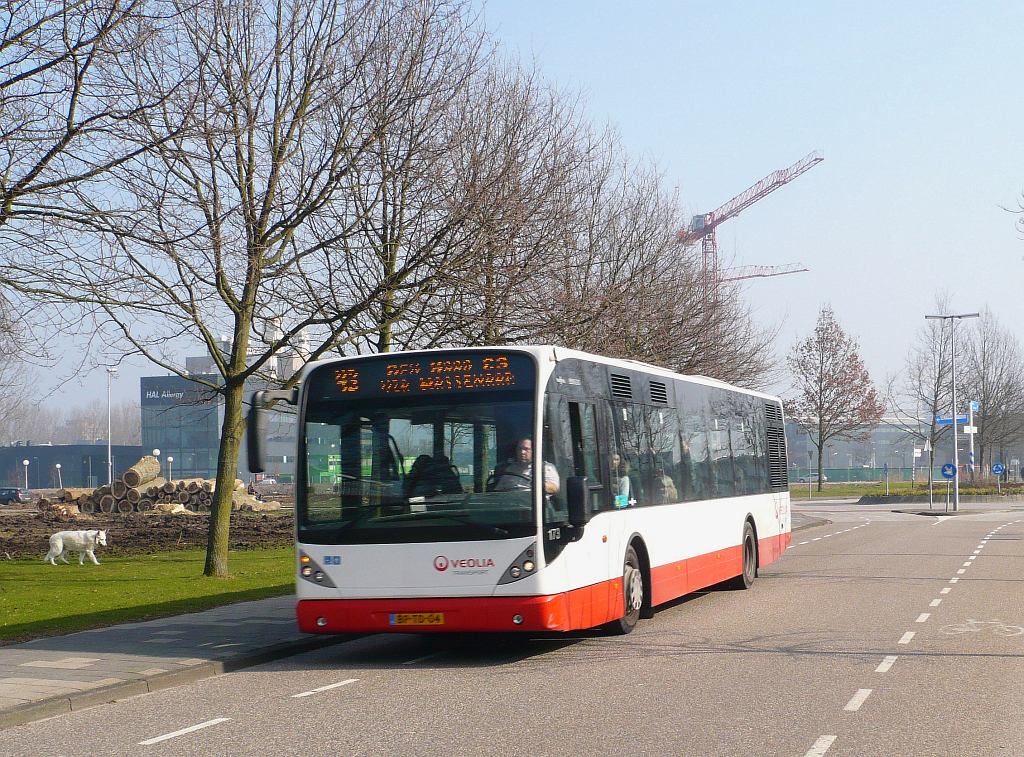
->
[[204, 377, 247, 578]]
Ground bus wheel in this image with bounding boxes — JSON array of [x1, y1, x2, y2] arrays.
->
[[729, 522, 757, 590], [608, 544, 643, 634]]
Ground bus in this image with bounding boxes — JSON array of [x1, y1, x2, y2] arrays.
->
[[247, 346, 790, 635]]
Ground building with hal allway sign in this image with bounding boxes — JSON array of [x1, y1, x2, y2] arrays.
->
[[141, 375, 221, 480]]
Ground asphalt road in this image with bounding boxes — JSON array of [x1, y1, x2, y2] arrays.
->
[[3, 504, 1023, 756]]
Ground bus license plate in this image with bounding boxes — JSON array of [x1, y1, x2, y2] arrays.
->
[[389, 612, 445, 626]]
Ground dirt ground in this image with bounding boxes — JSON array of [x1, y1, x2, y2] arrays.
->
[[0, 510, 294, 560]]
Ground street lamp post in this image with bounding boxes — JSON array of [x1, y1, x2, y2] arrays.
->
[[22, 459, 29, 488], [925, 312, 980, 512], [167, 456, 174, 481], [106, 366, 118, 485], [55, 463, 62, 490]]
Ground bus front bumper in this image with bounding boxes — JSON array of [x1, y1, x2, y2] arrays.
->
[[297, 595, 574, 633]]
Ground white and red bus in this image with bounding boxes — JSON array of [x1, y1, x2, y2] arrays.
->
[[248, 346, 790, 635]]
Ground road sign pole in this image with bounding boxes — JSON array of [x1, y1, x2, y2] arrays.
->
[[928, 312, 980, 512], [951, 322, 960, 512], [968, 401, 976, 482], [925, 438, 934, 510]]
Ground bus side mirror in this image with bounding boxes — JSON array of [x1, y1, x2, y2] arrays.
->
[[247, 389, 299, 473], [567, 476, 590, 528]]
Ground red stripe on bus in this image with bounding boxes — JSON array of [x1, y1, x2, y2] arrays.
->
[[297, 530, 790, 634]]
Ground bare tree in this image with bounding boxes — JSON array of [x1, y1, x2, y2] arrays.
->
[[959, 307, 1024, 476], [0, 0, 172, 232], [0, 398, 139, 445], [1, 0, 504, 577], [532, 152, 779, 388], [885, 291, 953, 481], [787, 305, 884, 490], [349, 56, 596, 352]]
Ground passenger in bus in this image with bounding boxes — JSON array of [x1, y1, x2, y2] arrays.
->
[[492, 438, 559, 494], [653, 468, 678, 504], [402, 454, 463, 497], [611, 452, 643, 506]]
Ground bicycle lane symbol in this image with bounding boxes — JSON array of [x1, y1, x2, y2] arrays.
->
[[940, 619, 1024, 637]]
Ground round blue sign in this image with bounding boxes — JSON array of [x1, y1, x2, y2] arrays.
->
[[993, 463, 1005, 475], [941, 463, 956, 479]]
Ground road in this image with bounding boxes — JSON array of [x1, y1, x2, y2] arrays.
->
[[3, 503, 1023, 756]]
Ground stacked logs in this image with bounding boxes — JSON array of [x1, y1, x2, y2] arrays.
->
[[36, 455, 254, 514]]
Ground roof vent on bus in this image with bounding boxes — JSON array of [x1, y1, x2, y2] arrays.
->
[[610, 373, 632, 400], [649, 380, 668, 405]]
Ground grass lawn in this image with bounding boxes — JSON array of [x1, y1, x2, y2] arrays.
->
[[0, 547, 294, 644], [789, 480, 1018, 498]]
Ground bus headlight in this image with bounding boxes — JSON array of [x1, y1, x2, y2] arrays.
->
[[298, 552, 337, 587], [498, 543, 538, 585]]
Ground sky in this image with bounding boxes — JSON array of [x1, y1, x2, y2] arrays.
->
[[480, 0, 1024, 394], [47, 0, 1024, 408]]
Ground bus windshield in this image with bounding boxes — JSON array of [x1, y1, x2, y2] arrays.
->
[[299, 391, 537, 544]]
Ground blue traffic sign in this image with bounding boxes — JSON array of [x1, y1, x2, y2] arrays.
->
[[941, 464, 956, 479], [936, 415, 969, 425], [993, 463, 1006, 475], [884, 463, 889, 474]]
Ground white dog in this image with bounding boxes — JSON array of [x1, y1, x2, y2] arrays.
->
[[44, 530, 108, 566]]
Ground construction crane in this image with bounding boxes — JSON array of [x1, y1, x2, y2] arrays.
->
[[678, 150, 823, 287]]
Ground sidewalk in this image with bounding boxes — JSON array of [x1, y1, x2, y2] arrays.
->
[[0, 594, 349, 730]]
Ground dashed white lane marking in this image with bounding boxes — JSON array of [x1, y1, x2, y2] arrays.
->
[[963, 561, 973, 566], [291, 679, 358, 698], [899, 632, 915, 644], [930, 599, 942, 607], [799, 541, 809, 545], [803, 735, 837, 756], [844, 689, 872, 711], [957, 569, 967, 574], [950, 578, 959, 583], [403, 652, 443, 665], [973, 550, 981, 554], [139, 718, 231, 745], [875, 655, 898, 673], [916, 613, 931, 623], [812, 538, 821, 541], [940, 588, 951, 594]]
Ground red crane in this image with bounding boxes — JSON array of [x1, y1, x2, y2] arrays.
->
[[679, 150, 823, 287]]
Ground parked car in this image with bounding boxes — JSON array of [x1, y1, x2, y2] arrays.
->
[[0, 487, 32, 505], [797, 473, 828, 484]]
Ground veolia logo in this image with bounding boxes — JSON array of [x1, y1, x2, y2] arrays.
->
[[434, 555, 495, 571]]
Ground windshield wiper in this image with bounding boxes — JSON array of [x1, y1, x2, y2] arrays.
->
[[336, 504, 383, 533], [403, 511, 509, 537]]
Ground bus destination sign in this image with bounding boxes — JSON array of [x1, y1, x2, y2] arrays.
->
[[313, 352, 535, 399]]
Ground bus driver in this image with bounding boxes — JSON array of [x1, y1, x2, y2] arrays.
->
[[492, 438, 560, 494]]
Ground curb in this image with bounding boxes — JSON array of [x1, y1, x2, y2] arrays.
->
[[792, 517, 830, 532], [0, 633, 356, 731]]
